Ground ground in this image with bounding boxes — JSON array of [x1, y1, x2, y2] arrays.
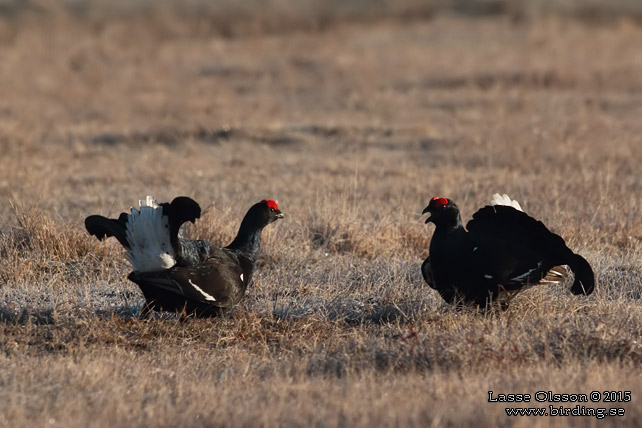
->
[[0, 1, 641, 427]]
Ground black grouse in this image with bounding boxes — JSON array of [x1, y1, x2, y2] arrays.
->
[[85, 196, 284, 317], [421, 194, 594, 307]]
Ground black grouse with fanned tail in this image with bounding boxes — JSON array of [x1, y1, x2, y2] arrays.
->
[[85, 196, 202, 266], [421, 194, 594, 307], [85, 197, 283, 317]]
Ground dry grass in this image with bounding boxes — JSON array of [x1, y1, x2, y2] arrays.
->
[[1, 2, 641, 427]]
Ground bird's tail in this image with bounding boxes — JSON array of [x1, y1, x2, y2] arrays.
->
[[489, 193, 523, 212], [86, 196, 201, 273], [85, 213, 130, 249], [159, 196, 202, 253], [567, 253, 595, 295], [125, 196, 177, 272], [547, 236, 595, 296]]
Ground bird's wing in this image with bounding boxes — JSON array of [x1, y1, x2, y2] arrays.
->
[[468, 240, 548, 290], [138, 248, 245, 308], [421, 257, 436, 289], [422, 256, 460, 303], [128, 271, 187, 296]]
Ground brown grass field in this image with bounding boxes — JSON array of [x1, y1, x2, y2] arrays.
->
[[0, 1, 641, 427]]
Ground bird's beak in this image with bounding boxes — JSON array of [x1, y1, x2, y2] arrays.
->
[[422, 205, 432, 223], [275, 210, 284, 219]]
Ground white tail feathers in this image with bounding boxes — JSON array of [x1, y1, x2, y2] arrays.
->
[[490, 193, 523, 212], [125, 195, 177, 272], [139, 195, 157, 209]]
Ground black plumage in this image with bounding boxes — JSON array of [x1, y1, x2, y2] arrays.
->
[[176, 238, 213, 267], [130, 247, 251, 317], [421, 196, 594, 307], [86, 197, 283, 317]]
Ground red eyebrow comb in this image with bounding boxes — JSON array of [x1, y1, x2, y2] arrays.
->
[[263, 199, 278, 210], [431, 197, 448, 208]]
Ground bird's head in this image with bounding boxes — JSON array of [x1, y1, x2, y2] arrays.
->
[[244, 199, 284, 229], [422, 196, 460, 226]]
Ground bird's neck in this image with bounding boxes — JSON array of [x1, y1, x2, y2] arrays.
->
[[226, 225, 262, 262], [430, 215, 467, 258], [435, 214, 464, 233]]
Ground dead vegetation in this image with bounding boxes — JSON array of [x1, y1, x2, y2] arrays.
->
[[0, 1, 641, 427]]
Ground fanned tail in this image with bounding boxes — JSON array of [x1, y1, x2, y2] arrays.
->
[[125, 196, 176, 272], [490, 193, 523, 212], [85, 213, 130, 248], [86, 195, 201, 273], [160, 196, 202, 254]]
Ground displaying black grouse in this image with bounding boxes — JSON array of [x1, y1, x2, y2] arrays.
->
[[85, 196, 284, 317], [421, 194, 594, 307]]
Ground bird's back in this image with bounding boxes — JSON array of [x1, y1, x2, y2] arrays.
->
[[467, 205, 567, 260]]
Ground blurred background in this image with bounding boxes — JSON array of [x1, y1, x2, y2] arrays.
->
[[1, 0, 640, 230]]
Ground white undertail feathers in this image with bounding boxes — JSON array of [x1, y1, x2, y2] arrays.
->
[[490, 193, 523, 212], [125, 196, 177, 272]]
